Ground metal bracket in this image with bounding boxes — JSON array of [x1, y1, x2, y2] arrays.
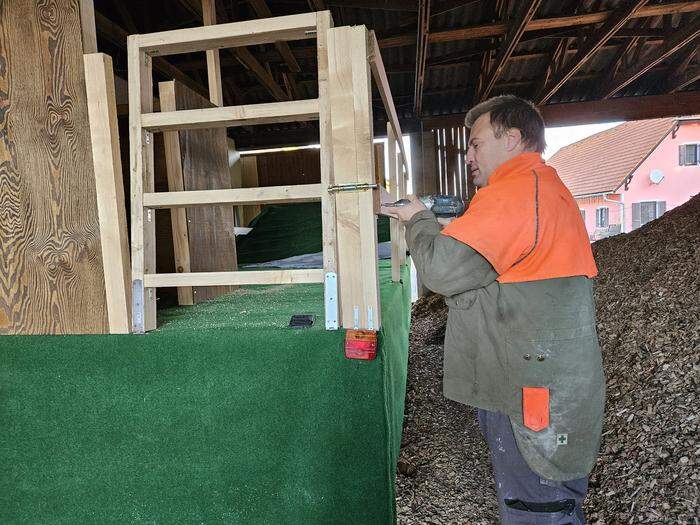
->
[[327, 182, 378, 193], [324, 272, 338, 330], [132, 279, 145, 334], [366, 306, 374, 331]]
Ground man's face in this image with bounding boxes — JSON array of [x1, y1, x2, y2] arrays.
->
[[466, 113, 523, 188]]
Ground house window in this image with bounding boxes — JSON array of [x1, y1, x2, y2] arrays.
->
[[679, 144, 699, 166], [596, 207, 609, 228], [632, 201, 666, 229], [579, 209, 585, 222]]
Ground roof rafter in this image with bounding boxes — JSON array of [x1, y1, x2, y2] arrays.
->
[[602, 15, 700, 99], [665, 42, 700, 92], [413, 0, 431, 116], [248, 0, 301, 73], [478, 0, 542, 101], [537, 0, 648, 105]]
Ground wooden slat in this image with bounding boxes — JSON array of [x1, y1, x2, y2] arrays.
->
[[328, 26, 381, 330], [84, 53, 132, 334], [603, 16, 700, 98], [316, 10, 337, 277], [128, 36, 157, 333], [378, 1, 700, 47], [479, 0, 542, 101], [538, 0, 649, 104], [202, 0, 224, 106], [143, 184, 323, 208], [136, 12, 318, 56], [142, 99, 319, 131], [413, 0, 430, 115], [144, 269, 324, 287], [79, 0, 98, 53], [158, 81, 194, 306], [368, 31, 409, 171]]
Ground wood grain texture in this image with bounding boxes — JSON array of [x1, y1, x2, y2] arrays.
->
[[0, 0, 108, 334], [255, 148, 321, 187], [172, 81, 238, 303]]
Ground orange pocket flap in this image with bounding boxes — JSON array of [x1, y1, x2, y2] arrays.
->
[[522, 386, 549, 432]]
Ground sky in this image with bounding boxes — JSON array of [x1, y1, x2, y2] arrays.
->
[[543, 122, 624, 160]]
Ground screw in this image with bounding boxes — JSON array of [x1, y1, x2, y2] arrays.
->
[[523, 354, 531, 361], [537, 355, 545, 362]]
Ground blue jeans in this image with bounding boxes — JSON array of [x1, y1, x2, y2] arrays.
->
[[478, 409, 588, 524]]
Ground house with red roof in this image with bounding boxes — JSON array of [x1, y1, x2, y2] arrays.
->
[[548, 117, 700, 240]]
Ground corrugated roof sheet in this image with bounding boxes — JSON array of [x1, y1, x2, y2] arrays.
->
[[548, 117, 676, 196]]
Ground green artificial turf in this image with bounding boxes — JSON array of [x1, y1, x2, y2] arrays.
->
[[0, 261, 410, 525], [236, 203, 391, 264]]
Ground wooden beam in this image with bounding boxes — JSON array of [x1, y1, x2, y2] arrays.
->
[[414, 0, 431, 116], [79, 0, 98, 53], [158, 81, 194, 306], [479, 0, 542, 101], [248, 0, 301, 72], [602, 16, 700, 98], [421, 90, 700, 128], [94, 11, 208, 98], [202, 0, 224, 106], [326, 0, 417, 10], [135, 12, 318, 56], [328, 25, 381, 330], [665, 43, 700, 92], [233, 47, 289, 101], [144, 269, 324, 287], [368, 31, 409, 170], [143, 184, 323, 208], [668, 66, 700, 92], [141, 98, 319, 131], [387, 123, 401, 283], [84, 53, 131, 333], [378, 1, 700, 48], [537, 0, 648, 104]]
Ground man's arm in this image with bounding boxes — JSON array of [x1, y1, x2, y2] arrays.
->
[[405, 210, 498, 297]]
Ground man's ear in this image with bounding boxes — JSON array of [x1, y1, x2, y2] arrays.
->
[[504, 128, 523, 151]]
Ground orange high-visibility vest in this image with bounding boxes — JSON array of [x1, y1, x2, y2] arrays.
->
[[441, 152, 597, 283]]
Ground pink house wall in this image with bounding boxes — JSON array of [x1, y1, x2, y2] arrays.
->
[[573, 121, 700, 237]]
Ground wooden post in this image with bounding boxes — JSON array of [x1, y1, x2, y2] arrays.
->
[[128, 36, 156, 333], [84, 53, 131, 333], [328, 25, 380, 330], [202, 0, 224, 106], [387, 123, 400, 283], [316, 11, 337, 278], [79, 0, 97, 54], [422, 130, 438, 195], [158, 81, 194, 305], [398, 149, 407, 266]]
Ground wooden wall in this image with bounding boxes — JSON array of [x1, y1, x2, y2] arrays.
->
[[0, 0, 109, 334], [422, 125, 475, 202], [253, 148, 321, 187]]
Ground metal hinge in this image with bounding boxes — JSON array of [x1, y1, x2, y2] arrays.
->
[[327, 183, 378, 193]]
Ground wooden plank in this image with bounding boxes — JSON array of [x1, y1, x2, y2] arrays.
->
[[0, 0, 108, 334], [128, 36, 156, 332], [368, 31, 409, 169], [317, 10, 337, 277], [158, 81, 194, 306], [413, 0, 430, 115], [145, 269, 324, 287], [328, 25, 381, 330], [538, 0, 649, 104], [240, 156, 262, 226], [169, 81, 238, 303], [387, 124, 401, 283], [141, 99, 319, 131], [421, 131, 438, 195], [136, 12, 318, 56], [202, 0, 224, 106], [144, 184, 323, 208], [79, 0, 98, 53], [84, 53, 131, 333], [397, 149, 407, 266], [603, 17, 700, 98], [378, 1, 700, 47]]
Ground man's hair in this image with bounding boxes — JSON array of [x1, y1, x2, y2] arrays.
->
[[465, 95, 546, 153]]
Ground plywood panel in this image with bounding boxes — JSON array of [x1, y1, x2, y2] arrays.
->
[[255, 148, 321, 187], [172, 81, 238, 303], [0, 0, 108, 334]]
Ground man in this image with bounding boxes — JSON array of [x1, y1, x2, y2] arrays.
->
[[381, 95, 604, 524]]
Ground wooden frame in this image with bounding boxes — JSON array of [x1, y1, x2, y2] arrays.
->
[[128, 11, 336, 333]]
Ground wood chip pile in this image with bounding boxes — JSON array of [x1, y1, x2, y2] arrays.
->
[[397, 193, 700, 524]]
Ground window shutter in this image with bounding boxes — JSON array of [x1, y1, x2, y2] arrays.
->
[[632, 202, 641, 229], [656, 201, 666, 218]]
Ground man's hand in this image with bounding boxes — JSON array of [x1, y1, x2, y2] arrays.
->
[[380, 194, 428, 223]]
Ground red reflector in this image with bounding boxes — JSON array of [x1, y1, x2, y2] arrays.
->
[[345, 330, 378, 360]]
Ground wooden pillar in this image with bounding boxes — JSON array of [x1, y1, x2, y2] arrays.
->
[[328, 25, 380, 330], [202, 0, 224, 106], [387, 124, 400, 283], [409, 132, 423, 196], [84, 53, 131, 333], [422, 130, 438, 195]]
